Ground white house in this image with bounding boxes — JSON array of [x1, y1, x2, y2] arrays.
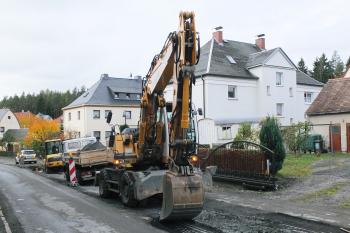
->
[[165, 29, 323, 145], [63, 74, 142, 145], [0, 109, 20, 140]]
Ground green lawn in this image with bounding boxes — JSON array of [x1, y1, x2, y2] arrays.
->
[[278, 153, 349, 178]]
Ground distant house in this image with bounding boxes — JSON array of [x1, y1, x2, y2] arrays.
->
[[37, 112, 53, 120], [62, 74, 142, 145], [164, 29, 323, 145], [306, 77, 350, 153], [2, 128, 29, 152], [14, 111, 36, 128], [0, 109, 20, 140]]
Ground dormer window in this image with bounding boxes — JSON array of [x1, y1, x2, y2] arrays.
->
[[226, 55, 236, 64], [126, 93, 130, 99], [114, 92, 119, 99]]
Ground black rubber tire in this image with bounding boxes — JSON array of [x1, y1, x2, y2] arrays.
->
[[120, 172, 138, 207], [64, 165, 70, 182], [99, 169, 112, 198], [76, 168, 85, 185]]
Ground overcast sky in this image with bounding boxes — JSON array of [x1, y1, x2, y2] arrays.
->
[[1, 0, 349, 99]]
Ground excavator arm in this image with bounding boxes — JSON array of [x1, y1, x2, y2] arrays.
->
[[138, 11, 203, 221]]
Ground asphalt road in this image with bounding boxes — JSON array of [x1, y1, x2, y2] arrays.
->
[[0, 156, 345, 233], [0, 162, 164, 233]]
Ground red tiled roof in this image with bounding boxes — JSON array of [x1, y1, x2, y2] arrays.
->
[[306, 78, 350, 116]]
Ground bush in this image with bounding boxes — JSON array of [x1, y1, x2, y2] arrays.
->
[[259, 116, 286, 174], [234, 123, 259, 143], [281, 122, 312, 154]]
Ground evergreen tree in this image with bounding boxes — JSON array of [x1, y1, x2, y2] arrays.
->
[[297, 58, 308, 74], [259, 116, 286, 174], [312, 53, 334, 83], [0, 87, 84, 118], [346, 56, 350, 69], [331, 51, 344, 77]]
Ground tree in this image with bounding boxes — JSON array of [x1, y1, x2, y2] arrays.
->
[[330, 51, 344, 77], [297, 58, 308, 74], [346, 56, 350, 69], [259, 116, 285, 174], [281, 122, 312, 154], [312, 53, 334, 83], [234, 123, 259, 143], [24, 118, 60, 154]]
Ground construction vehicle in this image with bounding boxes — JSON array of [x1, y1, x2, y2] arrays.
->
[[44, 138, 113, 184], [97, 11, 204, 221], [62, 138, 114, 184]]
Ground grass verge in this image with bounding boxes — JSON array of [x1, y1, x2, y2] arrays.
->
[[278, 153, 348, 178]]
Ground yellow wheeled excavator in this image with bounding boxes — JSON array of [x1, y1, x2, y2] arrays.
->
[[98, 11, 203, 221]]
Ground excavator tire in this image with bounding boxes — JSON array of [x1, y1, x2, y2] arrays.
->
[[99, 169, 112, 198], [120, 172, 138, 207]]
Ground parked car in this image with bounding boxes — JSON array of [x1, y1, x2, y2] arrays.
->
[[18, 149, 37, 166]]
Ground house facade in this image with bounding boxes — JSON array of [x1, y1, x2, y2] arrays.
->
[[306, 77, 350, 153], [63, 74, 142, 145], [0, 109, 20, 140], [165, 29, 323, 145]]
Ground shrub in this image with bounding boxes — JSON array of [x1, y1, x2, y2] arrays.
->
[[259, 116, 286, 174], [234, 123, 259, 143]]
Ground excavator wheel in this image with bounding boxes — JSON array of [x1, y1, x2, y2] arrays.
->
[[99, 169, 112, 198], [120, 172, 138, 207], [160, 171, 204, 221]]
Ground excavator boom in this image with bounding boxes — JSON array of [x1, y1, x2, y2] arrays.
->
[[139, 11, 203, 221]]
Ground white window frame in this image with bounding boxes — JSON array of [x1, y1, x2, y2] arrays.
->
[[276, 72, 283, 86], [105, 110, 111, 119], [77, 111, 80, 120], [304, 92, 312, 104], [289, 87, 293, 97], [228, 85, 237, 99], [93, 131, 101, 139], [68, 112, 71, 121], [93, 110, 100, 119], [217, 126, 232, 140], [267, 85, 271, 96], [276, 103, 284, 117], [0, 127, 5, 133], [123, 110, 131, 119]]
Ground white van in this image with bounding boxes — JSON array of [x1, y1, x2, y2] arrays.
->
[[62, 137, 97, 154]]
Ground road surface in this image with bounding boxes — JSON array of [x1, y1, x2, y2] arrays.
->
[[0, 162, 164, 233], [0, 156, 344, 233]]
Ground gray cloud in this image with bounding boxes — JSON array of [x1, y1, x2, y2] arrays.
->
[[0, 0, 349, 98]]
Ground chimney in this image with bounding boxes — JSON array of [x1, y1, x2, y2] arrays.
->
[[255, 34, 266, 50], [212, 26, 223, 45], [101, 74, 109, 79]]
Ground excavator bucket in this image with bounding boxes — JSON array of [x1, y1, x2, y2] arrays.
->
[[160, 170, 204, 221]]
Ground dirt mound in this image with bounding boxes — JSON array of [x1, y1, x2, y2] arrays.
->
[[80, 141, 106, 151]]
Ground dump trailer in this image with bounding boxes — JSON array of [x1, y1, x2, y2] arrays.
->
[[97, 11, 206, 222], [63, 140, 114, 185]]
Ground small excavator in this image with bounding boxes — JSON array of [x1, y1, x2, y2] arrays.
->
[[98, 11, 204, 221]]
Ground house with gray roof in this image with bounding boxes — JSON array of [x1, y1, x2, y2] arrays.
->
[[62, 74, 142, 144], [164, 28, 323, 145], [0, 109, 20, 141]]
